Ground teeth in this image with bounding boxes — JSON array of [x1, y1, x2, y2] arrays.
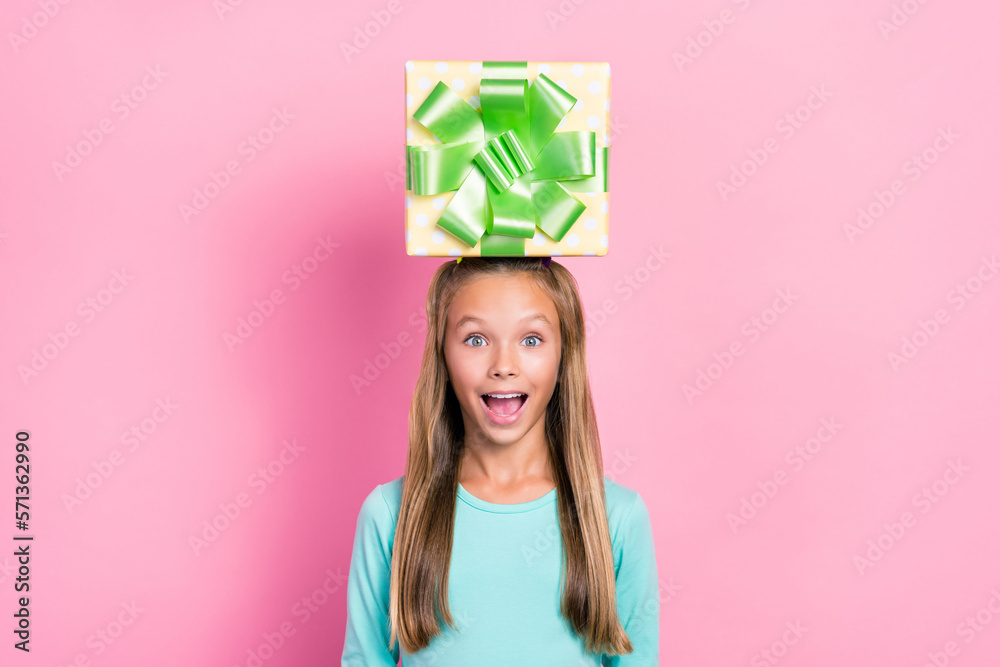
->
[[484, 393, 525, 399]]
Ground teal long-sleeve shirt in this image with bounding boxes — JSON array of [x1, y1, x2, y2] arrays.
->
[[341, 476, 660, 666]]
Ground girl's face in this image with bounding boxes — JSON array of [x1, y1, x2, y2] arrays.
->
[[443, 273, 562, 450]]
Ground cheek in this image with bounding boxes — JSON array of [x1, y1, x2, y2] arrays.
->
[[526, 352, 561, 384], [444, 349, 474, 388]]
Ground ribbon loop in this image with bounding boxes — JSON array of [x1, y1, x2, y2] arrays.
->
[[527, 73, 578, 156], [487, 176, 536, 238], [531, 180, 586, 243], [473, 130, 536, 192], [530, 131, 595, 182], [409, 140, 484, 196], [411, 81, 483, 144]]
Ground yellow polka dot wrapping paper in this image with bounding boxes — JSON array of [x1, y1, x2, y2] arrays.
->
[[404, 61, 611, 257]]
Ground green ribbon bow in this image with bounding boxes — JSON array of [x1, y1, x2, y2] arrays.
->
[[406, 61, 608, 256]]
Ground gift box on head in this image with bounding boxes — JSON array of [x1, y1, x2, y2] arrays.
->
[[404, 60, 611, 257]]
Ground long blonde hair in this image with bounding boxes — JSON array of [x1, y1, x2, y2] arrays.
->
[[388, 257, 633, 657]]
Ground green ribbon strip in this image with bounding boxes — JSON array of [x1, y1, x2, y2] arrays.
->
[[407, 61, 608, 255]]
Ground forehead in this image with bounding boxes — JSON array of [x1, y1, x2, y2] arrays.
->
[[448, 274, 558, 328]]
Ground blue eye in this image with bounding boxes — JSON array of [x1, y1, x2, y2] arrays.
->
[[524, 335, 541, 347], [465, 335, 485, 347]]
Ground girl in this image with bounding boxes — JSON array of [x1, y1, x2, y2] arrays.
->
[[342, 257, 659, 666]]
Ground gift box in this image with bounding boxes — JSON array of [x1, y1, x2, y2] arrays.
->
[[404, 60, 611, 257]]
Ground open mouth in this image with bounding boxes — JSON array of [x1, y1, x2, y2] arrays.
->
[[480, 392, 528, 418]]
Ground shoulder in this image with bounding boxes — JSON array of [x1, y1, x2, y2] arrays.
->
[[354, 476, 404, 539], [602, 476, 654, 553], [602, 476, 644, 527], [365, 475, 404, 516], [360, 475, 404, 519]]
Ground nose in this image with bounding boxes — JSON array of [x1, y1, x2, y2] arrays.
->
[[490, 341, 518, 377]]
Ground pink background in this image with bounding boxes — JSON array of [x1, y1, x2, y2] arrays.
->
[[2, 1, 999, 665]]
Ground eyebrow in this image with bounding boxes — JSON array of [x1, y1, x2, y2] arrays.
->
[[455, 313, 553, 329]]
